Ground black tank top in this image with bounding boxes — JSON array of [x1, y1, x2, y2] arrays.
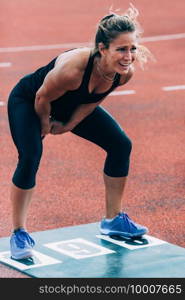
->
[[19, 50, 121, 122]]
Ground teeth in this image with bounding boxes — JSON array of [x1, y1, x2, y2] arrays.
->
[[120, 63, 129, 66]]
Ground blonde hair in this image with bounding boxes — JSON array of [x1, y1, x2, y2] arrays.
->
[[94, 3, 154, 68]]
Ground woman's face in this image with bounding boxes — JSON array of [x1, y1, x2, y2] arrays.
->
[[99, 32, 138, 74]]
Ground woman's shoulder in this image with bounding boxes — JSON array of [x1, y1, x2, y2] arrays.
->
[[47, 48, 92, 91], [55, 47, 91, 71]]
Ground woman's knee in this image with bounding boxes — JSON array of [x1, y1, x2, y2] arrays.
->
[[109, 133, 132, 158], [120, 134, 132, 155], [13, 152, 42, 189]]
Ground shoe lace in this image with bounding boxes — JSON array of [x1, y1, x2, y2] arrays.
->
[[14, 229, 35, 248], [119, 213, 137, 230]]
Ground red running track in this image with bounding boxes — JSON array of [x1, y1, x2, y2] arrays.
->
[[0, 0, 185, 277]]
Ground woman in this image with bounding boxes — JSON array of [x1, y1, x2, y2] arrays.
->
[[8, 5, 151, 259]]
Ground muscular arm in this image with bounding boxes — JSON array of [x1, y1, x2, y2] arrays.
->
[[50, 99, 103, 135], [64, 100, 103, 130], [34, 89, 52, 136], [34, 62, 83, 136], [35, 74, 102, 135], [34, 49, 93, 136]]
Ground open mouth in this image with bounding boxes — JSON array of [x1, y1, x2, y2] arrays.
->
[[119, 62, 131, 68]]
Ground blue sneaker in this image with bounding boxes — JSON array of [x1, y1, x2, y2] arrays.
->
[[10, 228, 35, 260], [100, 212, 148, 238]]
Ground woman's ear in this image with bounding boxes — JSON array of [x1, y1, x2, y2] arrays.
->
[[98, 42, 107, 56]]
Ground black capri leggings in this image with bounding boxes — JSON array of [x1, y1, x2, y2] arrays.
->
[[8, 94, 132, 189]]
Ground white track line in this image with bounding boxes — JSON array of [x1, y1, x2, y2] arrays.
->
[[0, 42, 88, 53], [0, 101, 5, 106], [110, 90, 135, 96], [0, 33, 184, 53], [0, 62, 12, 67], [141, 33, 185, 42], [162, 85, 185, 91]]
